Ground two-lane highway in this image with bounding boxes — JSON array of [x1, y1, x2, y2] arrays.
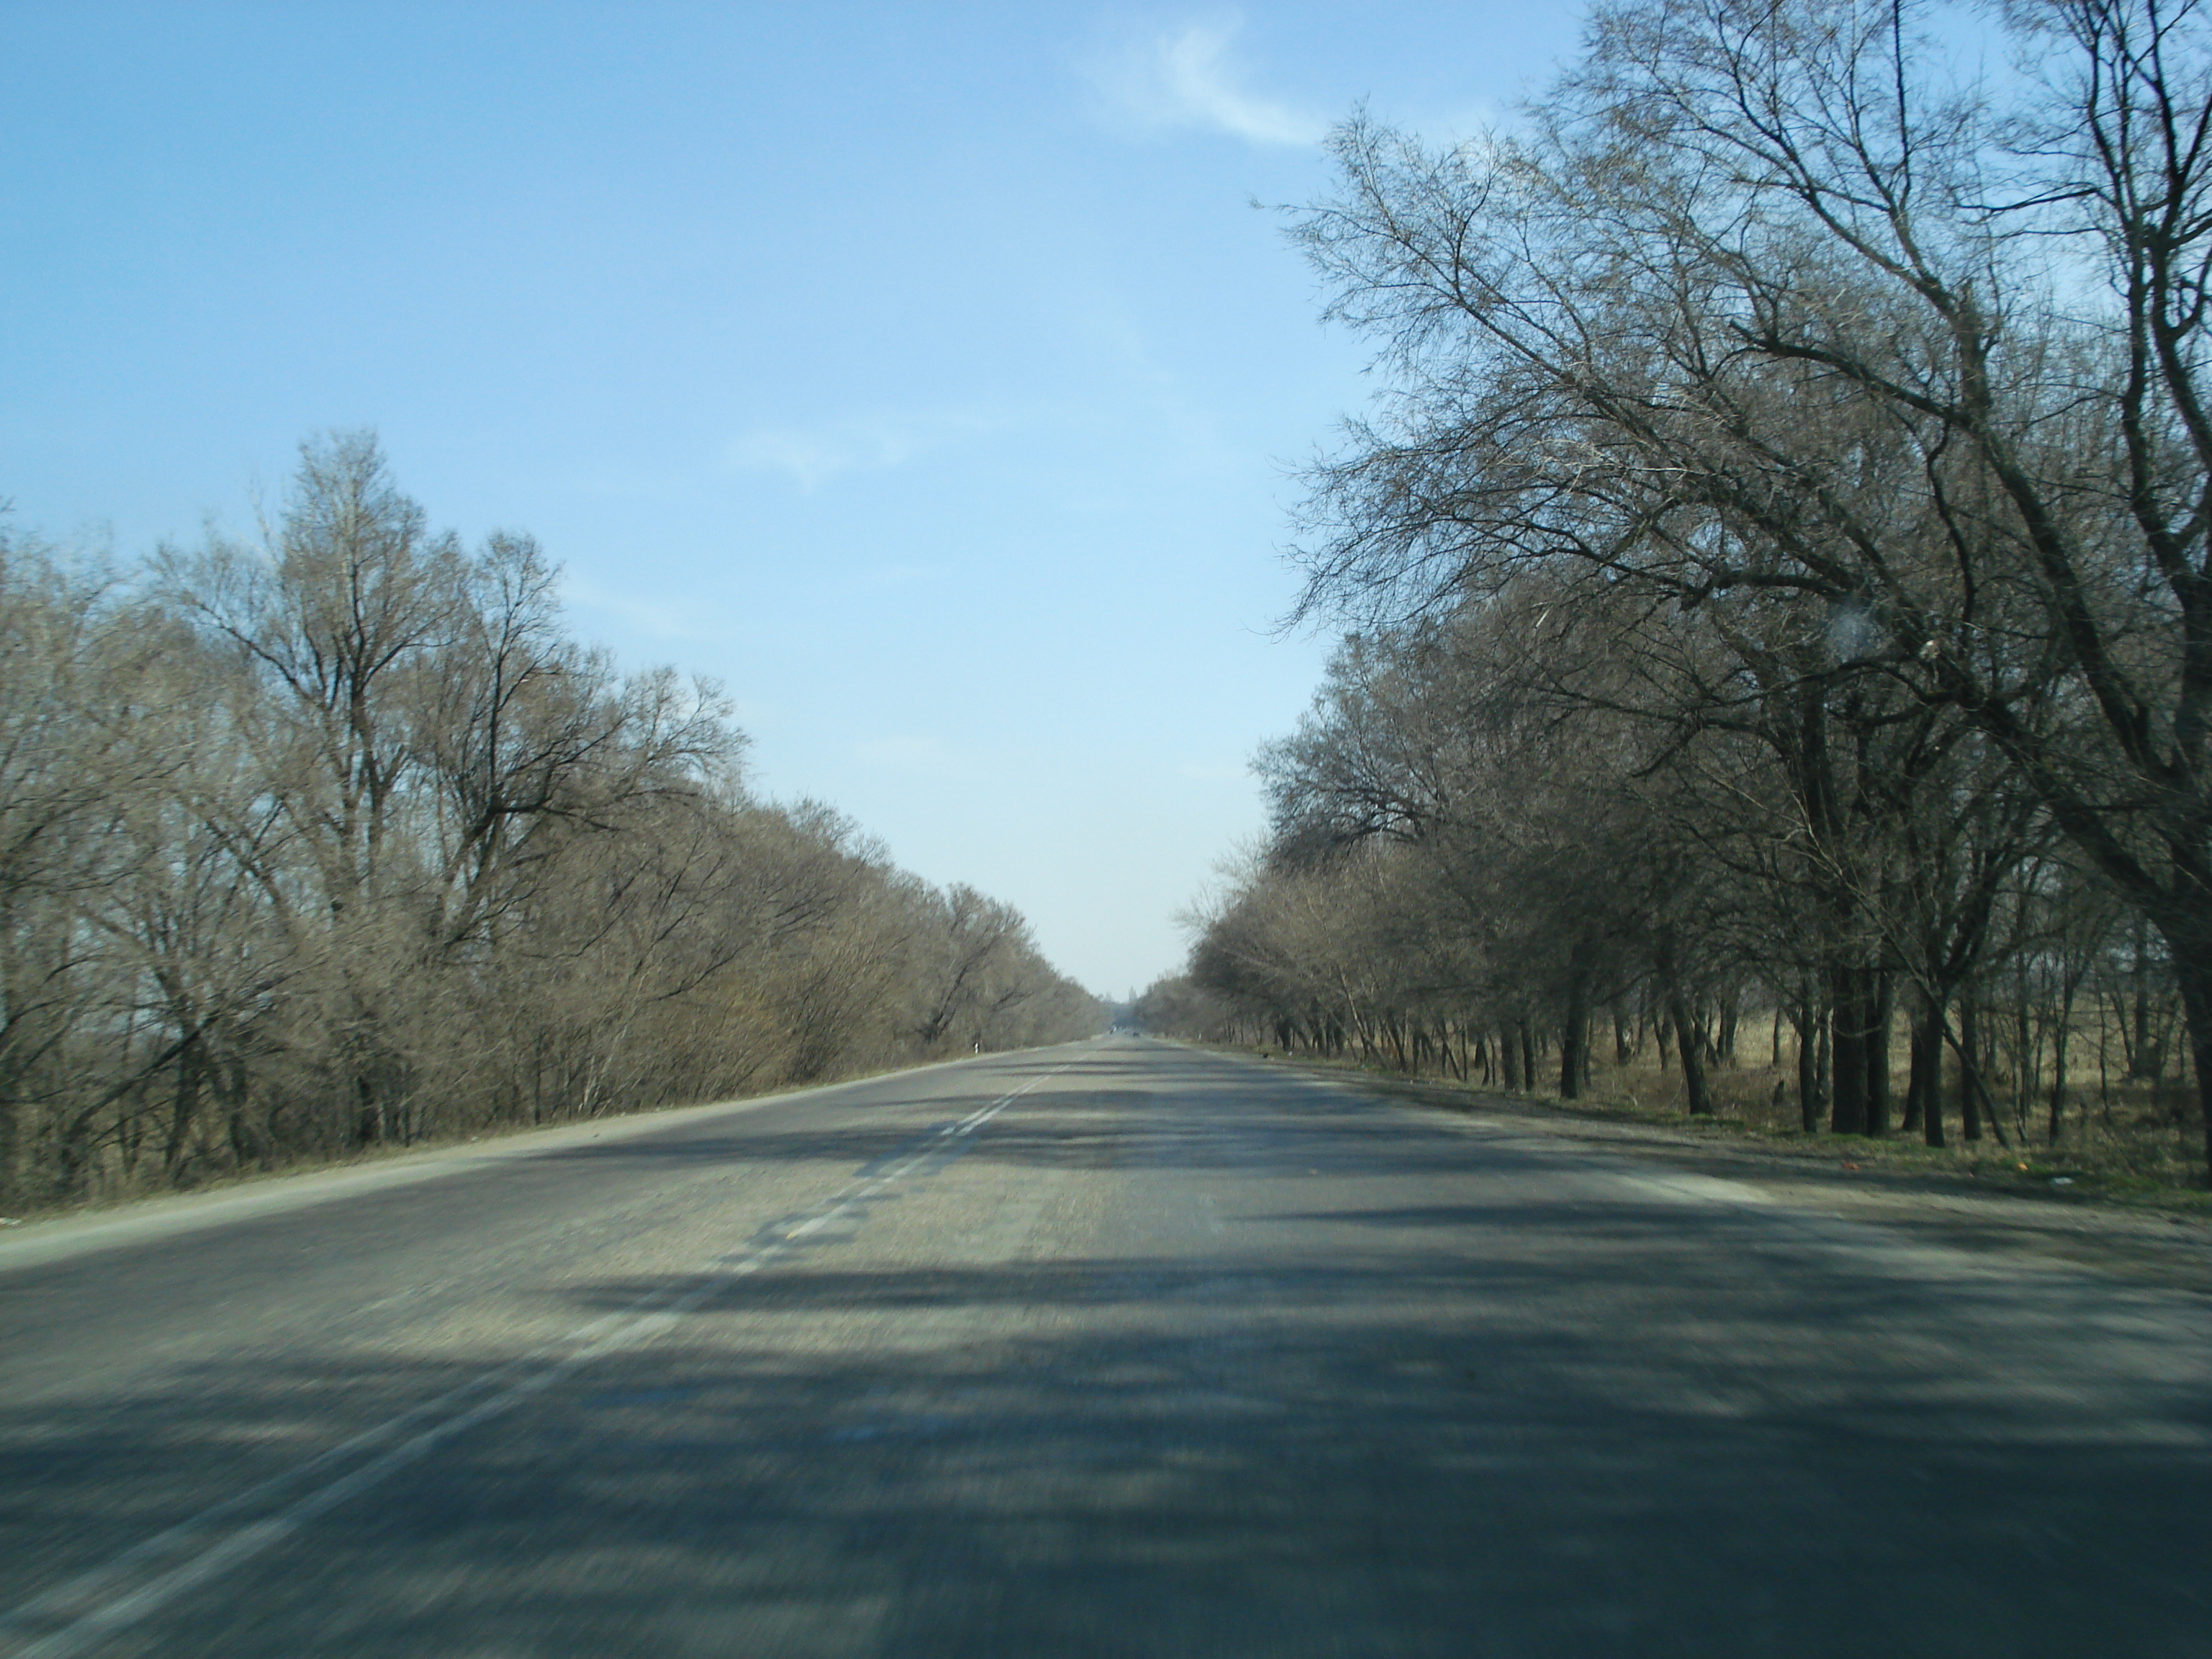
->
[[2, 1038, 2207, 1656]]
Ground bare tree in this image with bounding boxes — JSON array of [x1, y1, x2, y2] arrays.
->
[[1283, 0, 2212, 1175], [0, 436, 1099, 1210]]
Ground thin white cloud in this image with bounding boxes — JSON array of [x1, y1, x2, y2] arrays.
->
[[726, 408, 999, 492], [1087, 15, 1325, 147]]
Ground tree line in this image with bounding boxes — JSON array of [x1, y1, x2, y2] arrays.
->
[[1147, 0, 2212, 1181], [0, 433, 1097, 1212]]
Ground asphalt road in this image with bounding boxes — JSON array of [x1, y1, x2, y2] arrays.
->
[[1, 1036, 2206, 1658]]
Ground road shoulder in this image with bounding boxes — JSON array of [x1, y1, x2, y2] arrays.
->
[[1237, 1049, 2212, 1295], [0, 1051, 1002, 1274]]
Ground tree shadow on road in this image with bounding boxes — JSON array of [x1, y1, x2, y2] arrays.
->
[[4, 1192, 2208, 1659]]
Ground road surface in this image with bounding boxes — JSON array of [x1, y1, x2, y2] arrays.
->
[[1, 1037, 2206, 1656]]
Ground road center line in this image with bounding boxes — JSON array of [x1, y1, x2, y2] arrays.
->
[[0, 1058, 1071, 1659]]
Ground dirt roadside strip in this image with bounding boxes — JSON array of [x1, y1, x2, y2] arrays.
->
[[1236, 1049, 2212, 1297]]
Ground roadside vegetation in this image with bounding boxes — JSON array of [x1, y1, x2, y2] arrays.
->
[[0, 434, 1098, 1215], [1145, 976, 2211, 1209], [1144, 0, 2212, 1192]]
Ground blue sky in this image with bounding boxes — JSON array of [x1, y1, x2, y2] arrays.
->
[[1, 2, 1589, 997]]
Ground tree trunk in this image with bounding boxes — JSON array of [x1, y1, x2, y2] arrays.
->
[[1829, 963, 1869, 1136], [161, 1042, 203, 1183], [1663, 925, 1707, 1119], [2049, 1012, 2069, 1148], [1560, 948, 1593, 1100], [1500, 1026, 1521, 1091], [1946, 1002, 2014, 1151], [1866, 970, 1896, 1138], [2132, 916, 2156, 1078], [2167, 945, 2212, 1184], [1959, 997, 1982, 1143], [1519, 1020, 1537, 1095], [1912, 996, 1946, 1148], [1794, 999, 1821, 1133], [1669, 985, 1713, 1115], [1815, 1010, 1831, 1123], [0, 1091, 19, 1211]]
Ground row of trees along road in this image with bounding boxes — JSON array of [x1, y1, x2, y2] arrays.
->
[[0, 433, 1099, 1213], [1154, 0, 2212, 1181]]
